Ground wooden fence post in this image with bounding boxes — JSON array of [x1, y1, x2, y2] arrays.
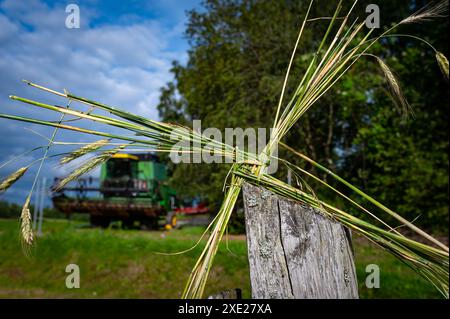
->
[[242, 182, 359, 299]]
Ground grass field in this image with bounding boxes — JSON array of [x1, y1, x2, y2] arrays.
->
[[0, 218, 442, 299]]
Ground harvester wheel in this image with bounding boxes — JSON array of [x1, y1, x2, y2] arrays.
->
[[165, 211, 177, 230], [90, 215, 110, 228], [141, 218, 158, 230], [122, 219, 134, 229]]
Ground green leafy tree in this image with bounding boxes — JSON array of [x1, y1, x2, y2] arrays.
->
[[157, 0, 448, 231]]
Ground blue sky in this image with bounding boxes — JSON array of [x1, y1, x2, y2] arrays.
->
[[0, 0, 201, 205]]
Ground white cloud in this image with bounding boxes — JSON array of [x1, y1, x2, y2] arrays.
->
[[0, 0, 194, 204]]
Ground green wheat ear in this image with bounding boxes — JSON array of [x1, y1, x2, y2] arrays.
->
[[0, 166, 28, 193], [60, 138, 110, 165], [376, 57, 412, 119], [436, 51, 449, 80], [20, 196, 33, 246], [54, 144, 127, 192]]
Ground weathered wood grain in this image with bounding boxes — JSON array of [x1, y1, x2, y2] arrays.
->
[[242, 182, 358, 299], [207, 288, 242, 299]]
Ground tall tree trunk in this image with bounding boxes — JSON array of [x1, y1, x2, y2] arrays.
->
[[242, 182, 359, 299]]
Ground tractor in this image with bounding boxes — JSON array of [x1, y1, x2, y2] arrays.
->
[[52, 153, 209, 229]]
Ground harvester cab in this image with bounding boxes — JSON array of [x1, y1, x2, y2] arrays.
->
[[52, 153, 209, 229], [101, 153, 169, 207]]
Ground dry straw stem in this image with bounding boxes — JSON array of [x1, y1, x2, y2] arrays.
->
[[20, 196, 33, 246], [182, 171, 244, 298], [0, 166, 28, 193], [7, 94, 255, 164], [60, 138, 110, 165]]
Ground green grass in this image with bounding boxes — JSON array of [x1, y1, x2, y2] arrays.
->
[[0, 218, 441, 298]]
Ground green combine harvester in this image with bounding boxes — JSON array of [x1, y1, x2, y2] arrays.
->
[[52, 153, 209, 229]]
